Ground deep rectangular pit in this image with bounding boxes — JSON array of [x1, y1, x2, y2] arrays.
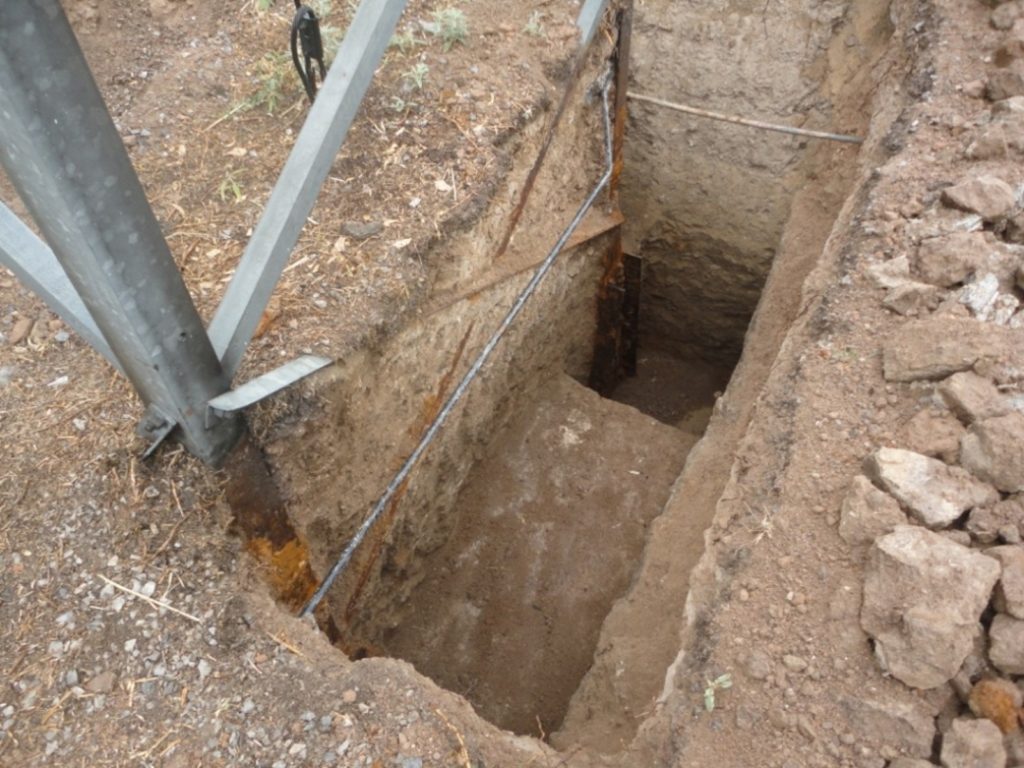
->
[[258, 0, 892, 754]]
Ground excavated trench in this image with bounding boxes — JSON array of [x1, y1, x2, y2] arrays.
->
[[264, 0, 896, 756]]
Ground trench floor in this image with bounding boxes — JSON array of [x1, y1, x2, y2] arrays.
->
[[378, 369, 709, 735]]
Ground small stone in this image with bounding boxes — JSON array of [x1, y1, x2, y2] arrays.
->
[[840, 696, 936, 758], [861, 527, 1000, 688], [197, 659, 212, 679], [940, 717, 1006, 768], [866, 254, 911, 289], [939, 372, 1012, 424], [341, 689, 357, 704], [915, 233, 990, 287], [969, 678, 1022, 734], [942, 176, 1017, 221], [341, 220, 384, 240], [8, 317, 33, 345], [902, 409, 966, 463], [839, 475, 908, 545], [988, 62, 1024, 102], [744, 650, 773, 681], [967, 496, 1024, 544], [988, 545, 1024, 619], [883, 281, 942, 316], [961, 413, 1024, 492], [84, 670, 116, 694], [783, 655, 808, 673], [990, 614, 1024, 675], [864, 448, 998, 529]]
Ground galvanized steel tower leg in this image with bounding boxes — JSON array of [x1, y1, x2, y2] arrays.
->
[[0, 0, 241, 465]]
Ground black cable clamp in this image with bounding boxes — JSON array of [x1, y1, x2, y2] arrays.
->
[[291, 0, 326, 103]]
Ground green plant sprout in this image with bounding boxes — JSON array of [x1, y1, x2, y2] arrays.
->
[[703, 673, 732, 713], [523, 10, 545, 38], [403, 62, 429, 90], [429, 8, 468, 51], [218, 172, 245, 204], [390, 29, 423, 54]]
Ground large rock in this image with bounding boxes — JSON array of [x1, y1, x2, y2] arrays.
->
[[989, 545, 1024, 619], [839, 475, 908, 545], [883, 318, 1024, 382], [941, 176, 1016, 220], [989, 614, 1024, 675], [941, 717, 1007, 768], [961, 413, 1024, 492], [839, 695, 936, 759], [939, 371, 1013, 423], [864, 448, 999, 529], [861, 527, 1000, 689]]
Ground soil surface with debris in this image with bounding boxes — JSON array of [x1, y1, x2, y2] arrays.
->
[[4, 0, 1024, 767]]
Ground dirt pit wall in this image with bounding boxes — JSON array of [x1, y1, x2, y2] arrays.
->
[[623, 0, 895, 364]]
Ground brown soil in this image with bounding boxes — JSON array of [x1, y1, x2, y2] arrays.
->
[[379, 373, 696, 736], [3, 0, 1021, 767]]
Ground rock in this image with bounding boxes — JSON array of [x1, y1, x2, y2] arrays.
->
[[839, 695, 936, 758], [941, 177, 1016, 220], [988, 62, 1024, 102], [960, 273, 1002, 319], [864, 448, 998, 529], [997, 33, 1024, 67], [960, 413, 1024, 492], [744, 649, 772, 681], [993, 3, 1024, 30], [939, 372, 1013, 423], [839, 475, 908, 545], [882, 318, 1024, 382], [782, 654, 807, 672], [967, 496, 1024, 544], [969, 678, 1022, 734], [84, 670, 117, 694], [966, 111, 1024, 159], [990, 615, 1024, 674], [8, 317, 33, 345], [916, 233, 991, 287], [866, 254, 911, 289], [902, 409, 966, 463], [889, 760, 937, 768], [884, 281, 942, 316], [861, 527, 1000, 688], [341, 220, 384, 240], [989, 545, 1024, 619], [941, 717, 1007, 767]]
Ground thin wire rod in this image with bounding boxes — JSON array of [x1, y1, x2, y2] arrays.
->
[[628, 91, 863, 145], [301, 73, 615, 618]]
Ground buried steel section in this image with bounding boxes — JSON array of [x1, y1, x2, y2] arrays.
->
[[0, 0, 241, 466], [301, 71, 616, 619]]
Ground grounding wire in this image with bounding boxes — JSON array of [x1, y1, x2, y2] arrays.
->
[[300, 70, 615, 618]]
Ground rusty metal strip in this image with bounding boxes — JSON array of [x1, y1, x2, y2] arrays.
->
[[588, 2, 633, 395]]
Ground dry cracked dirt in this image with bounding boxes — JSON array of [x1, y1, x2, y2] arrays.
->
[[5, 0, 1024, 767]]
